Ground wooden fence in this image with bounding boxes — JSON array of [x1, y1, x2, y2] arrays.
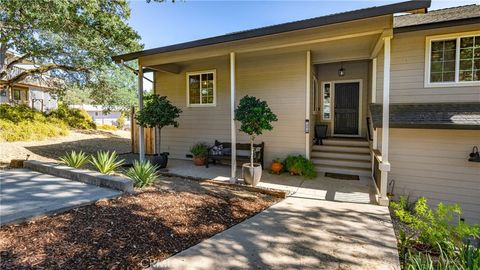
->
[[131, 107, 156, 155]]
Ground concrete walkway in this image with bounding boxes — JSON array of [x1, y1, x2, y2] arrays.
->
[[152, 160, 400, 270], [0, 169, 121, 225]]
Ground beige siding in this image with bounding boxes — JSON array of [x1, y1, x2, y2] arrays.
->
[[155, 51, 307, 165], [316, 60, 369, 137], [376, 24, 480, 103], [389, 129, 480, 224]]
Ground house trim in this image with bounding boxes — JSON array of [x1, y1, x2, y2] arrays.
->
[[394, 17, 480, 34]]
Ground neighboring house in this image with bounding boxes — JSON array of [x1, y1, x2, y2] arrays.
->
[[113, 1, 480, 223], [69, 105, 130, 127], [0, 52, 58, 112]]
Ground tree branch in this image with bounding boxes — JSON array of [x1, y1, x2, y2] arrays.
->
[[5, 64, 89, 86]]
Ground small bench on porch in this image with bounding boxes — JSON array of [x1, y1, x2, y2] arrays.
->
[[206, 140, 264, 168]]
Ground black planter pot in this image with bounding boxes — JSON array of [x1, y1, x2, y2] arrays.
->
[[152, 152, 169, 169]]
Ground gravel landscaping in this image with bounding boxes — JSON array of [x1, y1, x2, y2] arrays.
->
[[0, 176, 280, 269]]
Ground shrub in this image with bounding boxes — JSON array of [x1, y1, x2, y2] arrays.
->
[[116, 112, 126, 129], [0, 119, 69, 142], [391, 196, 480, 252], [127, 160, 159, 188], [284, 155, 317, 178], [406, 242, 480, 270], [97, 124, 118, 131], [59, 151, 90, 168], [90, 151, 124, 175], [0, 104, 45, 122], [48, 104, 96, 129], [190, 142, 209, 157]]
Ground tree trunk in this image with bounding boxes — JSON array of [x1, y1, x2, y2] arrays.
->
[[156, 126, 162, 154], [250, 135, 255, 169]]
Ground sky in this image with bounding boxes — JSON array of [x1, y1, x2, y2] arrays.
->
[[128, 0, 479, 50]]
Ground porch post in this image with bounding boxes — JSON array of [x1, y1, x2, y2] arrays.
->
[[230, 52, 237, 183], [371, 58, 378, 150], [379, 37, 391, 205], [138, 63, 145, 162], [305, 50, 311, 159]]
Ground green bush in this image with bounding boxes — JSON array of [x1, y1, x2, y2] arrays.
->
[[284, 155, 317, 178], [190, 142, 209, 157], [127, 160, 159, 188], [0, 118, 69, 142], [406, 242, 480, 270], [116, 112, 126, 129], [48, 104, 96, 129], [0, 104, 45, 122], [391, 196, 479, 251], [97, 124, 118, 131], [59, 151, 90, 168], [90, 151, 124, 175]]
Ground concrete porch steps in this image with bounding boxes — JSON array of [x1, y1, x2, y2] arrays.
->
[[311, 138, 371, 177]]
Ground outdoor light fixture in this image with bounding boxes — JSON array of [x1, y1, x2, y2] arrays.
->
[[338, 63, 345, 77]]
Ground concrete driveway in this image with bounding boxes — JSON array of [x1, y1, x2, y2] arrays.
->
[[153, 180, 400, 270], [0, 169, 121, 225]]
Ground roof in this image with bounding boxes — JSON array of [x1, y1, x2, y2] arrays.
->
[[394, 4, 480, 32], [369, 103, 480, 130], [112, 0, 431, 63]]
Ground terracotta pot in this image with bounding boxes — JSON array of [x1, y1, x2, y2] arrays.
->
[[271, 162, 283, 174], [192, 156, 206, 166], [242, 163, 262, 187]]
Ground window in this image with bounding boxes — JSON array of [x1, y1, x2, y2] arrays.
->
[[322, 82, 332, 121], [12, 88, 28, 101], [426, 32, 480, 86], [186, 70, 216, 106]]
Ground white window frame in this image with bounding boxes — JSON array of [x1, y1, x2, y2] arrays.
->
[[186, 69, 216, 107], [425, 31, 480, 88], [321, 81, 332, 121]]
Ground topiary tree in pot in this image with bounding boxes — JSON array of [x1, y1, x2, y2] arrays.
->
[[135, 94, 182, 168], [235, 95, 277, 186]]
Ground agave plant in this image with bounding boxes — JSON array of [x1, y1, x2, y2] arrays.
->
[[59, 150, 90, 168], [126, 160, 159, 188], [90, 151, 124, 175]]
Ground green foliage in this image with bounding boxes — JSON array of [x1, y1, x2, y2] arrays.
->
[[0, 0, 141, 93], [90, 151, 124, 175], [135, 95, 182, 129], [48, 104, 96, 129], [190, 142, 209, 157], [0, 104, 69, 141], [127, 160, 160, 188], [97, 124, 118, 131], [59, 151, 90, 168], [406, 243, 480, 270], [234, 95, 278, 137], [391, 196, 479, 251], [116, 112, 126, 129], [284, 155, 317, 179]]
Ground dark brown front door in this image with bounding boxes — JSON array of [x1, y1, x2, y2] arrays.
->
[[334, 82, 359, 135]]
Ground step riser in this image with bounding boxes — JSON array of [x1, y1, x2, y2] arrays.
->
[[316, 166, 371, 177], [322, 140, 369, 147], [310, 151, 371, 161], [312, 158, 371, 169], [312, 145, 370, 154]]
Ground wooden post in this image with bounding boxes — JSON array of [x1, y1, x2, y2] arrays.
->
[[230, 52, 236, 183]]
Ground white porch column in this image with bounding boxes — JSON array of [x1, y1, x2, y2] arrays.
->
[[371, 57, 378, 150], [305, 50, 311, 159], [138, 63, 145, 162], [230, 52, 237, 183], [379, 37, 392, 205]]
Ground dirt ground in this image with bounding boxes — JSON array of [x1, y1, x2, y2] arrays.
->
[[0, 130, 131, 166], [0, 176, 279, 269]]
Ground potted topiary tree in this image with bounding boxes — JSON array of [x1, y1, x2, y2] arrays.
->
[[135, 94, 182, 168], [190, 142, 209, 166], [235, 95, 277, 186]]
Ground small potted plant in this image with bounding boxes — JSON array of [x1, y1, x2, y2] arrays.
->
[[271, 158, 283, 174], [235, 95, 278, 186], [190, 142, 209, 166]]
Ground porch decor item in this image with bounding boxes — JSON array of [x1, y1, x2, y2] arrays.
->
[[152, 152, 169, 169], [135, 95, 182, 168], [235, 95, 277, 186], [271, 158, 283, 174], [190, 142, 209, 166]]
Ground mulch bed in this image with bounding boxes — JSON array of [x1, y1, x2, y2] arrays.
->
[[0, 179, 280, 269]]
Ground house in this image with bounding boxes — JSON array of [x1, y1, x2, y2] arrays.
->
[[0, 52, 58, 112], [69, 105, 130, 127], [113, 1, 480, 223]]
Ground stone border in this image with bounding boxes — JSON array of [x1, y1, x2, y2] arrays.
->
[[24, 160, 134, 193]]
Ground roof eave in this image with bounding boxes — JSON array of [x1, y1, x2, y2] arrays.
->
[[112, 0, 431, 63], [394, 17, 480, 33]]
